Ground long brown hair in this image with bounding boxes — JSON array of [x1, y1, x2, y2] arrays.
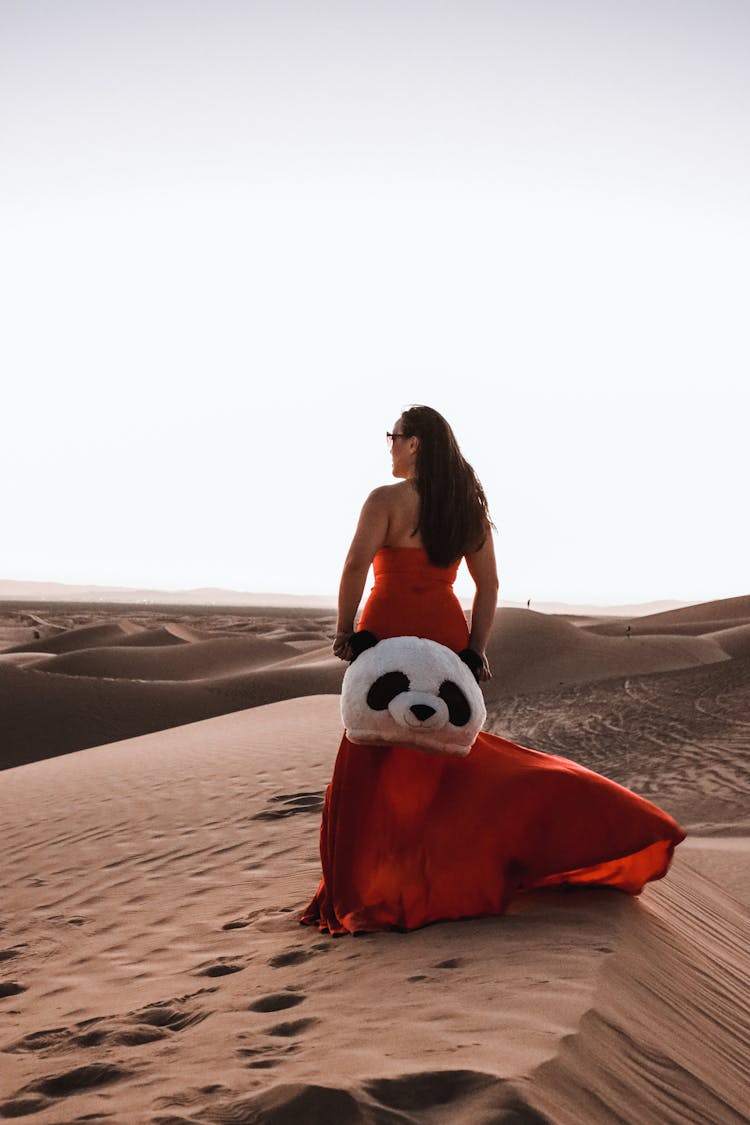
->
[[400, 405, 494, 567]]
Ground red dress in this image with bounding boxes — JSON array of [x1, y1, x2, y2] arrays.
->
[[301, 547, 685, 935]]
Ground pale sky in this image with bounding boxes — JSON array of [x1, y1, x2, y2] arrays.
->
[[2, 0, 748, 605]]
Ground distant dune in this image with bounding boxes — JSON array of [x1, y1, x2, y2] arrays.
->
[[705, 622, 750, 658], [0, 577, 338, 608], [3, 621, 141, 655], [28, 635, 301, 680], [0, 576, 698, 616], [585, 593, 750, 636], [2, 596, 749, 770], [482, 608, 730, 701], [630, 593, 750, 626]]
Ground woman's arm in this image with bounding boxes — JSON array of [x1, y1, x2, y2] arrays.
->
[[464, 533, 499, 680], [333, 488, 390, 659]]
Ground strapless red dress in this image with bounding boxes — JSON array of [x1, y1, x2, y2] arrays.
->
[[301, 547, 685, 935]]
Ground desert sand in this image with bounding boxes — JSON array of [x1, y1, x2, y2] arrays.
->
[[1, 595, 748, 1123]]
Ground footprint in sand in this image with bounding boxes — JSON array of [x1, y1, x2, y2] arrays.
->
[[252, 791, 324, 821], [434, 958, 463, 969], [364, 1069, 513, 1116], [265, 1017, 319, 1037], [237, 1041, 302, 1070], [206, 1083, 382, 1123], [7, 996, 212, 1056], [0, 947, 25, 962], [248, 992, 306, 1013], [2, 1063, 133, 1120], [34, 1064, 131, 1093], [267, 948, 313, 968], [195, 958, 246, 978], [0, 982, 27, 998], [267, 940, 333, 968], [233, 1017, 320, 1077], [220, 906, 298, 934]]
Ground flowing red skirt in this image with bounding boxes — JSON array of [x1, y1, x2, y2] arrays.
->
[[301, 548, 685, 934]]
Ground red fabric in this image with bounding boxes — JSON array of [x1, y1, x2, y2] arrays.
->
[[301, 547, 686, 934]]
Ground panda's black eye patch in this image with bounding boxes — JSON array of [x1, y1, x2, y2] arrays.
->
[[367, 671, 410, 711], [438, 680, 471, 727]]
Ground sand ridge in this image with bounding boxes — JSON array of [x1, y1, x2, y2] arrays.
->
[[28, 635, 302, 679], [483, 608, 731, 697], [616, 593, 750, 628], [583, 592, 750, 638]]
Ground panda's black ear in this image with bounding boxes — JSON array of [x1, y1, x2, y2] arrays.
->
[[349, 630, 379, 661], [458, 647, 483, 681]]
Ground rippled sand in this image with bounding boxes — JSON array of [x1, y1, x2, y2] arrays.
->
[[1, 595, 748, 1122]]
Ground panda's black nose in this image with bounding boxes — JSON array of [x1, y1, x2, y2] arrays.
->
[[410, 704, 436, 722]]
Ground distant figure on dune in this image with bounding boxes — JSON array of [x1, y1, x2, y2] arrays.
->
[[301, 405, 685, 935], [527, 598, 531, 608]]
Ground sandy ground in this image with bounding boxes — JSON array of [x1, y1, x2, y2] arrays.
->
[[1, 595, 749, 1122]]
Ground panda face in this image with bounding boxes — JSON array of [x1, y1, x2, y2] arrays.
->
[[366, 669, 472, 730], [341, 636, 486, 757]]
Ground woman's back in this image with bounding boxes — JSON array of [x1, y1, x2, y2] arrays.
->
[[380, 481, 424, 550]]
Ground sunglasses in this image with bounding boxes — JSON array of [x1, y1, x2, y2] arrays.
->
[[386, 431, 412, 449]]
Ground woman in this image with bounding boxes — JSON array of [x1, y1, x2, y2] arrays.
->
[[302, 406, 684, 935]]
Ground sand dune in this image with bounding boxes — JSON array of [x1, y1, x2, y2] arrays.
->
[[2, 620, 142, 656], [274, 629, 332, 643], [515, 860, 749, 1124], [585, 593, 750, 637], [0, 577, 339, 608], [0, 626, 51, 646], [3, 598, 749, 770], [29, 635, 299, 680], [680, 837, 750, 911], [585, 617, 750, 638], [630, 593, 750, 627], [482, 608, 730, 700], [113, 622, 206, 646], [1, 700, 746, 1123], [3, 595, 748, 1120], [0, 660, 346, 770], [704, 622, 750, 658], [0, 653, 54, 668]]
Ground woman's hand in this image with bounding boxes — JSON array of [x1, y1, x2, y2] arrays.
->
[[333, 630, 354, 661], [458, 647, 492, 682]]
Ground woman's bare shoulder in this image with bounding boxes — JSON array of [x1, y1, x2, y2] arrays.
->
[[365, 482, 411, 505]]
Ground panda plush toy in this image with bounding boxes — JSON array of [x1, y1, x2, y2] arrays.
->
[[341, 632, 486, 757]]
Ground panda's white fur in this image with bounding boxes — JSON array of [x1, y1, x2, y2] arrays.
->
[[341, 636, 486, 756]]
